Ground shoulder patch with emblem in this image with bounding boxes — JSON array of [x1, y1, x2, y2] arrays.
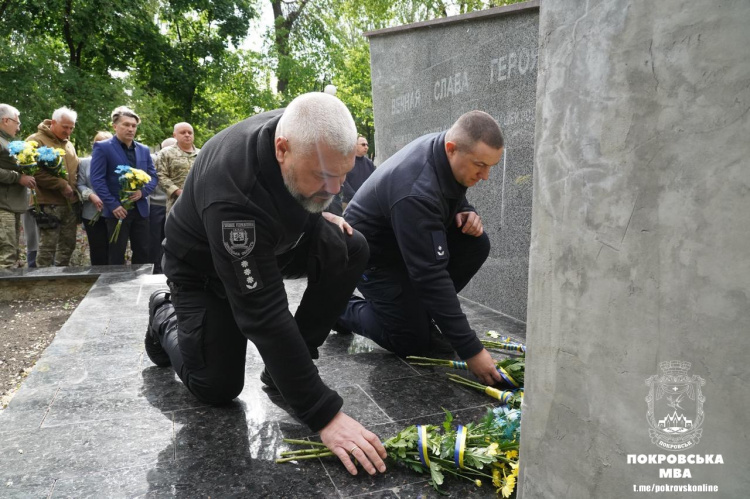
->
[[233, 256, 264, 294], [431, 231, 449, 261], [222, 220, 255, 258]]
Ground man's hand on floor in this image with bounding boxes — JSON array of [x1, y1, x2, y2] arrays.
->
[[320, 411, 387, 476]]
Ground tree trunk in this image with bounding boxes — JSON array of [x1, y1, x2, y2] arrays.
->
[[270, 0, 309, 97]]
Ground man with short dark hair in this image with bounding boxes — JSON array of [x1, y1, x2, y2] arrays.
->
[[341, 135, 375, 204], [339, 111, 506, 387], [26, 106, 82, 267], [90, 106, 157, 265], [0, 104, 36, 268], [145, 92, 387, 477]]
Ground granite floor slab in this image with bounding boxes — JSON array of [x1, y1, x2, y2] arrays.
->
[[0, 271, 525, 498]]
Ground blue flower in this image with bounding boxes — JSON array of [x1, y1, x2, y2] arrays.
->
[[114, 165, 132, 175], [36, 146, 59, 163], [8, 141, 28, 156]]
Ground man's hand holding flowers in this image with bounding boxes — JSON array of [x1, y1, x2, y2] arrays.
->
[[467, 349, 504, 386]]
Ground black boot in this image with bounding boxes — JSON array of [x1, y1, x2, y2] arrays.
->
[[145, 290, 172, 367]]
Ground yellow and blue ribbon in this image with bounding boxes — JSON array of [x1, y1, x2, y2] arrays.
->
[[497, 366, 520, 388], [417, 425, 431, 468], [453, 425, 467, 469], [451, 360, 467, 370]]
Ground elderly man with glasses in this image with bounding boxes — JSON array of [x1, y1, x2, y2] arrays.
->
[[0, 104, 37, 268]]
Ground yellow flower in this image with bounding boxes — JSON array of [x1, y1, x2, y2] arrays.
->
[[492, 469, 502, 488], [505, 450, 518, 459], [474, 479, 482, 487], [501, 474, 516, 498], [28, 141, 38, 147], [487, 442, 499, 456], [54, 148, 65, 156]]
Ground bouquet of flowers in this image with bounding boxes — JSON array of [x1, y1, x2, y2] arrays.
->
[[7, 140, 40, 209], [277, 407, 522, 497], [407, 355, 525, 388], [36, 146, 67, 178], [36, 146, 73, 208], [109, 165, 152, 243]]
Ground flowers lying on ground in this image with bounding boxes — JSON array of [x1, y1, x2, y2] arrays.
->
[[109, 165, 152, 242], [407, 355, 524, 388], [277, 407, 521, 496], [484, 331, 526, 354], [447, 373, 523, 407]]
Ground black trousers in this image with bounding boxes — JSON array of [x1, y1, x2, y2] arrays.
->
[[148, 205, 166, 273], [83, 217, 109, 266], [339, 228, 490, 357], [105, 210, 150, 265], [152, 226, 369, 405]]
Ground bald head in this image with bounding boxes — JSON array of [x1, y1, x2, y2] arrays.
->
[[173, 122, 195, 152]]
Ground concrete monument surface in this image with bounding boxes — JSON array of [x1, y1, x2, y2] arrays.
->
[[367, 2, 540, 321], [520, 1, 750, 497]]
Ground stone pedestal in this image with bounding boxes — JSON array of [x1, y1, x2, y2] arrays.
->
[[520, 1, 750, 497]]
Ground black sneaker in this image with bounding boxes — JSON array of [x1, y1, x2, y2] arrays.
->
[[145, 290, 172, 367], [259, 367, 277, 390]]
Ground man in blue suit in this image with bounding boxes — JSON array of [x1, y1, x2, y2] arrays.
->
[[91, 106, 157, 265]]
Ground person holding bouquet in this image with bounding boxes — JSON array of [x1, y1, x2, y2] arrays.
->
[[25, 107, 81, 267], [90, 106, 157, 265], [338, 111, 506, 388], [0, 104, 36, 269], [146, 93, 387, 477]]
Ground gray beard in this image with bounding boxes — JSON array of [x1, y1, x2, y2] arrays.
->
[[282, 167, 333, 214]]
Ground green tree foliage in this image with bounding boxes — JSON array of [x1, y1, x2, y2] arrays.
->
[[1, 0, 526, 156]]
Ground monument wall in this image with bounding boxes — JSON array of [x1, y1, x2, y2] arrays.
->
[[520, 1, 750, 497], [366, 1, 539, 321]]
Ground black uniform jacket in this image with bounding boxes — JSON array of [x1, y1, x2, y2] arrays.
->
[[345, 132, 484, 360], [163, 109, 343, 431], [341, 155, 375, 202]]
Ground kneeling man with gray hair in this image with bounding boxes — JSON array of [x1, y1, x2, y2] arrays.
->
[[146, 93, 387, 476]]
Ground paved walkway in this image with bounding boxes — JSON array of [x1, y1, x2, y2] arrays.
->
[[0, 270, 525, 498]]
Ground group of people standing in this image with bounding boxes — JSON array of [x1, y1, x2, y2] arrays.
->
[[0, 103, 198, 271]]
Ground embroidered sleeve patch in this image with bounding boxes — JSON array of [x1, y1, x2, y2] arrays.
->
[[222, 220, 256, 258], [233, 256, 264, 294], [431, 231, 449, 261]]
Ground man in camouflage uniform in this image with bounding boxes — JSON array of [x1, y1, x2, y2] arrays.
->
[[156, 122, 199, 213], [0, 104, 36, 269], [26, 107, 81, 267]]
